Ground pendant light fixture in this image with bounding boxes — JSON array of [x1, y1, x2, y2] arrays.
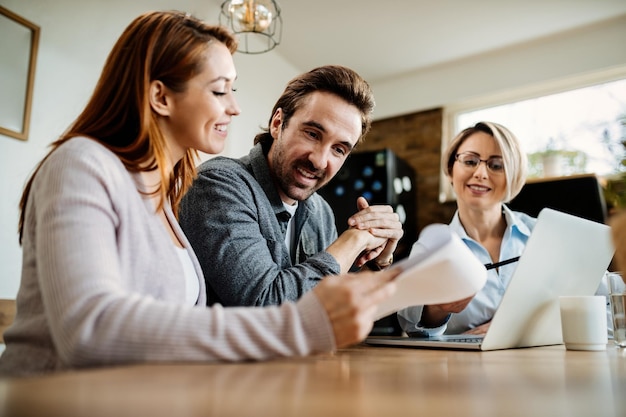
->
[[219, 0, 282, 54]]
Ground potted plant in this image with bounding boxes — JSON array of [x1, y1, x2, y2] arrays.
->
[[527, 137, 587, 178]]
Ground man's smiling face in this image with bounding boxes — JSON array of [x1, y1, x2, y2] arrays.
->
[[267, 91, 362, 205]]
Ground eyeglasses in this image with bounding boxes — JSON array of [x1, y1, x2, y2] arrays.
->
[[455, 152, 504, 174]]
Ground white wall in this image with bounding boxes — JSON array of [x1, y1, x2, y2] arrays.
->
[[0, 1, 625, 297], [371, 14, 626, 120], [0, 0, 299, 297]]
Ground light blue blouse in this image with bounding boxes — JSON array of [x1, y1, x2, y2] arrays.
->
[[397, 205, 536, 336]]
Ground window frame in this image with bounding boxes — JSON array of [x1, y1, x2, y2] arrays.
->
[[439, 65, 626, 203]]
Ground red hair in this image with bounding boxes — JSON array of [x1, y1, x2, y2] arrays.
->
[[19, 11, 237, 243]]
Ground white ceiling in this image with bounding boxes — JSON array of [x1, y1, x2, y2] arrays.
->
[[214, 0, 626, 83]]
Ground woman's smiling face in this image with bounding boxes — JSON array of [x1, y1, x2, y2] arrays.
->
[[160, 42, 241, 161], [451, 131, 507, 211]]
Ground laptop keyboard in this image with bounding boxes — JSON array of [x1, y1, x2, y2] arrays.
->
[[441, 336, 484, 343]]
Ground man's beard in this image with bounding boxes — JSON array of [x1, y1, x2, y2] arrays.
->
[[269, 133, 328, 201], [278, 159, 327, 201]]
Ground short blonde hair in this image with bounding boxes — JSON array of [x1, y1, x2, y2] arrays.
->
[[442, 121, 527, 203]]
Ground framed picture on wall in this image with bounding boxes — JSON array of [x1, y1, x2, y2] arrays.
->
[[0, 6, 40, 141]]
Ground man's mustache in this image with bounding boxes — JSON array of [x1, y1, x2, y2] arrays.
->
[[295, 160, 325, 178]]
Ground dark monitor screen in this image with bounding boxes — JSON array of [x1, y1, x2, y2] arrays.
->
[[507, 174, 607, 224]]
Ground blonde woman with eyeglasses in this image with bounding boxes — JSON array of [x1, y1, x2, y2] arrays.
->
[[397, 121, 536, 337]]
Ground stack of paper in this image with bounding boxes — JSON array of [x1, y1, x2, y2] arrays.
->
[[374, 224, 487, 320]]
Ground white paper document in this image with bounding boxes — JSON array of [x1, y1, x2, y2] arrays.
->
[[374, 224, 488, 320]]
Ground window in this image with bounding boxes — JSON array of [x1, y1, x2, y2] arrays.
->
[[440, 70, 626, 203]]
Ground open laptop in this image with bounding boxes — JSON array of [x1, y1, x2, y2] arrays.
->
[[365, 208, 615, 351]]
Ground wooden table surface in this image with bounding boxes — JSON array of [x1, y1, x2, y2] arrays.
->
[[1, 343, 625, 417]]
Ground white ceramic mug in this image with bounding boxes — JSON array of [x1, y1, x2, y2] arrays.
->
[[559, 295, 607, 351]]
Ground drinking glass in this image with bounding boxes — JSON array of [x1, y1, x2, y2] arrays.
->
[[607, 272, 626, 348]]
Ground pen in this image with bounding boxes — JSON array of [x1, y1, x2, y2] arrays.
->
[[484, 256, 520, 270]]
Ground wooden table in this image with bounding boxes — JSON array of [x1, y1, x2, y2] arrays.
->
[[1, 343, 625, 417]]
